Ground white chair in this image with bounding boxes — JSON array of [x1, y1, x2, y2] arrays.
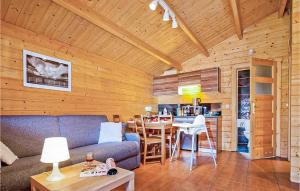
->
[[171, 115, 217, 171]]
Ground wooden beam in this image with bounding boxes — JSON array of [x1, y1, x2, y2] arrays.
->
[[278, 0, 288, 17], [229, 0, 243, 40], [52, 0, 182, 70], [164, 0, 209, 57]]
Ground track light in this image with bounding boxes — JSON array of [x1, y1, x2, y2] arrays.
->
[[163, 10, 170, 21], [149, 0, 178, 29], [172, 18, 178, 28], [149, 0, 158, 11]]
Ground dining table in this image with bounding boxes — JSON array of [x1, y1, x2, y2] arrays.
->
[[143, 121, 173, 165]]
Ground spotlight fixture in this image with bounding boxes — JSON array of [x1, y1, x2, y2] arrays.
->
[[172, 18, 178, 28], [149, 0, 178, 29], [149, 0, 158, 11], [163, 10, 170, 21]]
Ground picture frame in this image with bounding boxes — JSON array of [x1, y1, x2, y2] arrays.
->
[[23, 49, 72, 92]]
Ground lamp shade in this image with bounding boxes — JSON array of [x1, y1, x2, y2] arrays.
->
[[40, 137, 70, 163]]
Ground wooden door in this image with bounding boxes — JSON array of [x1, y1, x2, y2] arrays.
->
[[250, 58, 276, 159]]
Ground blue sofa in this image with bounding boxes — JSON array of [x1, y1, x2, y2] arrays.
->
[[0, 115, 140, 191]]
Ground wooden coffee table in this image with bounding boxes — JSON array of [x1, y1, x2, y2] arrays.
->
[[31, 161, 135, 191]]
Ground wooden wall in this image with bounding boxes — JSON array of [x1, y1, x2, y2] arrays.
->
[[290, 0, 300, 183], [157, 13, 290, 153], [0, 21, 156, 121]]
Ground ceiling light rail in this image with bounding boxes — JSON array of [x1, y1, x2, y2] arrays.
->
[[149, 0, 178, 29]]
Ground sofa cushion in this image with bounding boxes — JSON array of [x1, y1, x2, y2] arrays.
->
[[98, 122, 123, 143], [58, 115, 108, 149], [69, 141, 139, 164], [0, 116, 60, 158], [0, 141, 18, 165]]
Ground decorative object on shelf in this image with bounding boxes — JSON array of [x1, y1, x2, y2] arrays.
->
[[23, 49, 71, 92], [40, 137, 70, 181], [149, 0, 178, 28]]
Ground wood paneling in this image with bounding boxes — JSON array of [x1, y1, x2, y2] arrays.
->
[[0, 22, 156, 120], [52, 0, 182, 70], [157, 13, 289, 152], [1, 0, 280, 74], [290, 0, 300, 183]]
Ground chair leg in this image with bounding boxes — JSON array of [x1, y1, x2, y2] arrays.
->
[[206, 129, 217, 167], [190, 133, 195, 171], [143, 143, 147, 165], [169, 138, 172, 158], [171, 130, 180, 160]]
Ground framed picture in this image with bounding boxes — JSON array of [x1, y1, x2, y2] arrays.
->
[[23, 50, 71, 92]]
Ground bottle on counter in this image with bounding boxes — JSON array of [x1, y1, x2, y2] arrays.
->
[[176, 104, 181, 116], [163, 107, 168, 115]]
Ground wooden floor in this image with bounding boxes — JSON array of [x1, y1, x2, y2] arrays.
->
[[116, 151, 299, 191]]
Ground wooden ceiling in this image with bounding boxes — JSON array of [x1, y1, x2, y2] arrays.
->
[[1, 0, 283, 75]]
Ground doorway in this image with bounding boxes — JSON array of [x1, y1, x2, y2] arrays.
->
[[232, 58, 277, 159], [237, 69, 251, 153]]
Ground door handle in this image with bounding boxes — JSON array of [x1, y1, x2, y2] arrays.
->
[[252, 103, 255, 114]]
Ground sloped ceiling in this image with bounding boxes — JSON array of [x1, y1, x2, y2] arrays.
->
[[1, 0, 280, 75]]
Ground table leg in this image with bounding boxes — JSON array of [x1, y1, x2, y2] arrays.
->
[[31, 185, 37, 191], [161, 126, 166, 165], [126, 175, 135, 191]]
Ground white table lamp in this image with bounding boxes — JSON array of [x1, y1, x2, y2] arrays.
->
[[40, 137, 70, 181]]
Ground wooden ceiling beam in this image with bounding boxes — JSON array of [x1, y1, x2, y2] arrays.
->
[[164, 0, 209, 57], [52, 0, 182, 70], [278, 0, 288, 17], [229, 0, 243, 40]]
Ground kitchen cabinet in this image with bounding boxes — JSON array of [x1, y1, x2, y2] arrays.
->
[[200, 68, 220, 92], [153, 67, 220, 96], [153, 74, 178, 96], [198, 116, 222, 152]]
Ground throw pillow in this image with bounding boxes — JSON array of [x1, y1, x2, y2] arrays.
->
[[98, 122, 123, 143], [0, 141, 18, 165]]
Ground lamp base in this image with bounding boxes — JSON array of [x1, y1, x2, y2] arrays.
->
[[47, 162, 64, 182]]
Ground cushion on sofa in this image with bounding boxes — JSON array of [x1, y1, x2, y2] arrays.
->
[[0, 116, 60, 158], [58, 115, 108, 149], [98, 122, 123, 143], [0, 141, 18, 165], [69, 141, 139, 164]]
